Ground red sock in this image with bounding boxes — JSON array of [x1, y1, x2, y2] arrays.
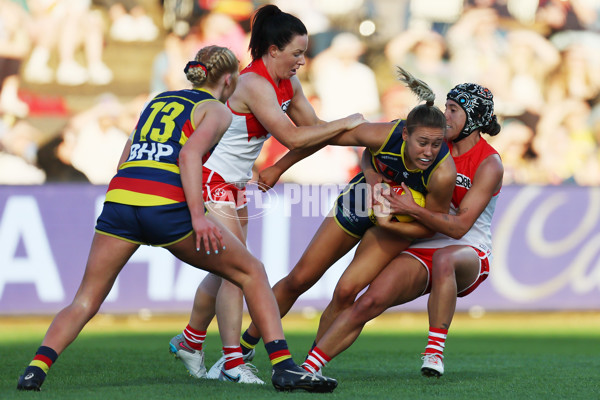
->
[[223, 346, 244, 370], [183, 324, 206, 351], [302, 347, 331, 373], [424, 327, 448, 357]]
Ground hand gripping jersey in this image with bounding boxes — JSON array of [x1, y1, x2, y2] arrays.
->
[[105, 88, 219, 206], [334, 119, 450, 238], [203, 58, 294, 183], [410, 137, 500, 257]]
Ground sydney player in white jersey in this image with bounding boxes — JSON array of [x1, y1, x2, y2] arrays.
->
[[168, 4, 364, 386], [299, 83, 503, 380]]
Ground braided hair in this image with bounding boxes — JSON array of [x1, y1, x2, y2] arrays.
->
[[184, 45, 238, 88]]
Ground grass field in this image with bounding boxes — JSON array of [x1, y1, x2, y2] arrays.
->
[[1, 311, 599, 399]]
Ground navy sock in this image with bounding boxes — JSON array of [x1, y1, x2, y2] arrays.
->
[[28, 346, 58, 375], [264, 340, 296, 370], [240, 330, 260, 356]]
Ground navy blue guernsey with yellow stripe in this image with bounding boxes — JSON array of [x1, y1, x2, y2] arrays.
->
[[334, 119, 450, 238], [106, 88, 219, 206]]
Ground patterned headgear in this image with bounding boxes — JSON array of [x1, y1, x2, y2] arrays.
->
[[446, 83, 494, 142]]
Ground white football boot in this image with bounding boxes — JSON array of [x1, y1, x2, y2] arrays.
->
[[169, 334, 207, 378], [218, 363, 264, 384], [207, 348, 256, 379], [421, 353, 444, 377]]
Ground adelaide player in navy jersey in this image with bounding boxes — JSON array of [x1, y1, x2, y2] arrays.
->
[[300, 83, 503, 379], [239, 67, 457, 357], [16, 45, 339, 393]]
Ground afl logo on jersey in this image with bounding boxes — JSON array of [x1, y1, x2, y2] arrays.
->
[[281, 100, 291, 113], [456, 173, 471, 189]]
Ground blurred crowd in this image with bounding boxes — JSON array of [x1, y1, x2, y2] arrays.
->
[[2, 0, 600, 185]]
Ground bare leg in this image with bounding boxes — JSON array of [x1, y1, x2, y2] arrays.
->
[[188, 203, 247, 347], [168, 213, 285, 344], [246, 216, 359, 338], [428, 245, 480, 330], [316, 254, 427, 359], [187, 273, 219, 329], [41, 233, 139, 354], [213, 206, 248, 347], [315, 227, 411, 342]]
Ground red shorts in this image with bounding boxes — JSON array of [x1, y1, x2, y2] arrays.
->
[[202, 167, 247, 209], [403, 246, 490, 297]]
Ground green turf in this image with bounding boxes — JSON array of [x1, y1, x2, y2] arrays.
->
[[2, 329, 599, 400]]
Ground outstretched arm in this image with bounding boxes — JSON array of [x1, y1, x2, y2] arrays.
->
[[242, 74, 366, 150], [257, 143, 324, 189]]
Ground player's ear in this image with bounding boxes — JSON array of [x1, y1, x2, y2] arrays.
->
[[268, 44, 279, 58], [222, 72, 235, 89]]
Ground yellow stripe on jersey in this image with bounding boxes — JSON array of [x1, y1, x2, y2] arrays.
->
[[372, 119, 402, 156], [119, 159, 181, 174], [105, 189, 179, 206], [188, 95, 220, 133]]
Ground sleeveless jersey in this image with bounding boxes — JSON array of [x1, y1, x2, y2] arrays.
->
[[203, 58, 294, 183], [370, 119, 450, 195], [105, 88, 219, 206], [411, 137, 500, 256]]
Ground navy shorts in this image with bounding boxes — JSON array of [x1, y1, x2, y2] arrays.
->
[[95, 201, 194, 246], [333, 172, 376, 238]]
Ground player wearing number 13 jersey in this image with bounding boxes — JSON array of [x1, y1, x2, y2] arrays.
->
[[93, 88, 222, 246], [106, 88, 219, 207]]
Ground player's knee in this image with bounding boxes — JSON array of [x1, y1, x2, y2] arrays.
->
[[280, 270, 317, 296], [243, 258, 267, 281], [71, 297, 102, 319], [350, 294, 385, 324], [431, 251, 457, 279], [332, 282, 360, 310]]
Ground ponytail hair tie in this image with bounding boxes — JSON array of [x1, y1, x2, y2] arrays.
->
[[184, 61, 208, 75]]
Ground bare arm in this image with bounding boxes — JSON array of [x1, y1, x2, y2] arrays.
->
[[232, 74, 365, 150], [179, 102, 230, 252], [377, 155, 457, 239], [386, 154, 503, 239], [258, 121, 394, 190], [257, 143, 324, 189]]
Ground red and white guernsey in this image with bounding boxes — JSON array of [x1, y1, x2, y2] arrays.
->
[[410, 138, 501, 258], [203, 58, 294, 183]]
